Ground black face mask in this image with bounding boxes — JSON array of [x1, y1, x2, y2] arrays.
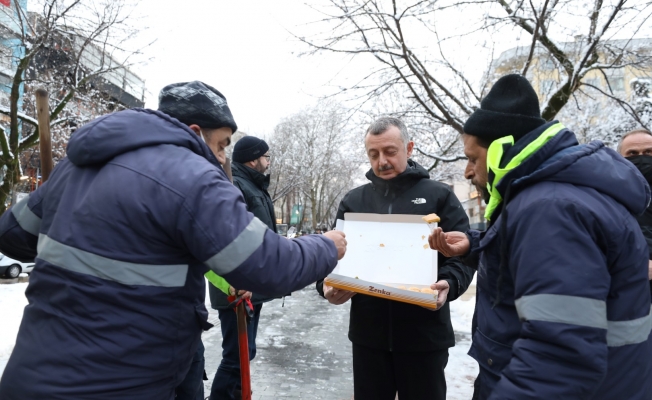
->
[[627, 155, 652, 186]]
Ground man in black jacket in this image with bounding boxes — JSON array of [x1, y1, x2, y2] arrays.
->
[[316, 117, 474, 400], [208, 135, 276, 400]]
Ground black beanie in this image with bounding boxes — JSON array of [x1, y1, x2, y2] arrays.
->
[[233, 136, 269, 163], [463, 74, 546, 142], [158, 81, 238, 132]]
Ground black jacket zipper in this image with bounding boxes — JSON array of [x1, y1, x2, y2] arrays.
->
[[386, 187, 394, 351]]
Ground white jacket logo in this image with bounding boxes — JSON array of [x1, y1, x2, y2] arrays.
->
[[411, 198, 426, 204]]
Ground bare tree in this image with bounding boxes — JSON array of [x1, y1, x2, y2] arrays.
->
[[489, 0, 652, 120], [0, 0, 146, 211], [559, 78, 652, 147], [298, 0, 652, 170], [268, 101, 363, 231]]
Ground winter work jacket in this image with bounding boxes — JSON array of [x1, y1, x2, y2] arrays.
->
[[209, 161, 277, 309], [317, 160, 474, 352], [0, 109, 338, 400], [466, 122, 652, 400]]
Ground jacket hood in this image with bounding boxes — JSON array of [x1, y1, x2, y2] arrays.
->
[[232, 161, 270, 190], [365, 159, 430, 192], [500, 125, 650, 216], [67, 108, 220, 167]]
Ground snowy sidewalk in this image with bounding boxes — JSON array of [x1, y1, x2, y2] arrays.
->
[[202, 285, 478, 399], [0, 281, 478, 399]]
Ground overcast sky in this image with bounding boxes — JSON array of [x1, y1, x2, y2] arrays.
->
[[70, 0, 652, 139], [130, 0, 348, 137]]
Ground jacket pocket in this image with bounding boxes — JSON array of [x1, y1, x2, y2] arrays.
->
[[194, 304, 214, 331], [469, 328, 513, 376]]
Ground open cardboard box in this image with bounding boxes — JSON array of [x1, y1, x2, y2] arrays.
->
[[324, 213, 439, 309]]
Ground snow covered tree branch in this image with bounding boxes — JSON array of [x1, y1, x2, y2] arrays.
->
[[0, 0, 147, 212], [298, 0, 652, 180]]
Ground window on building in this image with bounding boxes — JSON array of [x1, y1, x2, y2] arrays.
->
[[540, 79, 556, 94], [584, 77, 600, 89], [609, 77, 625, 92], [0, 49, 12, 71], [539, 58, 556, 70], [0, 72, 11, 95]]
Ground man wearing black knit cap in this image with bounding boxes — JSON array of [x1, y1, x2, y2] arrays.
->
[[207, 135, 276, 400], [429, 74, 652, 400]]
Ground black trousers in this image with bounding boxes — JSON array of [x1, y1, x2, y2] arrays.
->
[[352, 343, 449, 400]]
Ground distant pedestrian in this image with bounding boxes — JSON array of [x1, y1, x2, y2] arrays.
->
[[618, 128, 652, 295]]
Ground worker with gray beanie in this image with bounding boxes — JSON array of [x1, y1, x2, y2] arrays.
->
[[208, 134, 277, 400], [428, 74, 652, 400], [0, 78, 348, 400]]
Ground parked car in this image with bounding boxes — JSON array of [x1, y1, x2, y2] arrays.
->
[[0, 253, 35, 278]]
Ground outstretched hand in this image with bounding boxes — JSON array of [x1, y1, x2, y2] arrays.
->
[[428, 227, 470, 257], [323, 230, 347, 260]]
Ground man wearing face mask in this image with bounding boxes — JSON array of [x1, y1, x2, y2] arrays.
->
[[619, 128, 652, 294], [207, 136, 277, 400]]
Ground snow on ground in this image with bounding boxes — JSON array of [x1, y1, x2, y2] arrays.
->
[[450, 295, 475, 334], [448, 295, 478, 399], [0, 282, 28, 372], [1, 281, 478, 399]]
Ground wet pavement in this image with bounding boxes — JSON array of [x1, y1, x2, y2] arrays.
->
[[0, 275, 30, 284], [202, 287, 355, 399], [201, 286, 475, 400]]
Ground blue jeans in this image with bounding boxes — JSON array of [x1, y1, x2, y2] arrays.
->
[[175, 340, 205, 400], [209, 304, 262, 400]]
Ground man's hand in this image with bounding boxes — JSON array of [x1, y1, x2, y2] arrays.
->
[[648, 260, 652, 280], [323, 230, 347, 260], [421, 280, 450, 311], [428, 227, 470, 257], [432, 280, 450, 309], [324, 283, 355, 305], [229, 286, 252, 299]]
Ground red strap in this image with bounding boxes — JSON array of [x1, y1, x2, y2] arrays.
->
[[227, 295, 254, 313], [245, 298, 253, 310]]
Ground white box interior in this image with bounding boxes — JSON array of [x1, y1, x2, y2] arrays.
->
[[334, 213, 437, 286]]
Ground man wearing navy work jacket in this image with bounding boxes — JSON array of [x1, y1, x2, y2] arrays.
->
[[0, 81, 347, 400], [429, 74, 652, 400], [316, 116, 474, 400]]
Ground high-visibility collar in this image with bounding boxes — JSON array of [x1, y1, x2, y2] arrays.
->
[[485, 122, 565, 221]]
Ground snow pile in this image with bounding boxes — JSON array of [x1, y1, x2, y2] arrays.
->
[[450, 295, 476, 334], [0, 282, 28, 373]]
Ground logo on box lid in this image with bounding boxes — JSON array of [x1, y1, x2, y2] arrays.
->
[[369, 286, 391, 296]]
